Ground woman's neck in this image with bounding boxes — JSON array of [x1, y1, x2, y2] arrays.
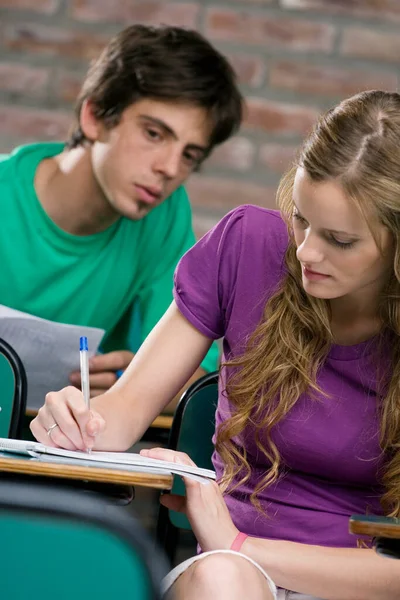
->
[[329, 294, 382, 345]]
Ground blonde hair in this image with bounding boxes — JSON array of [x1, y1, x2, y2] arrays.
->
[[217, 90, 400, 517]]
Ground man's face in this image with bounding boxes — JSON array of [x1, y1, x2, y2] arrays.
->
[[89, 98, 212, 220]]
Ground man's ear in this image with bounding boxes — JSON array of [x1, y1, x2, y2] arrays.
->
[[80, 99, 101, 142]]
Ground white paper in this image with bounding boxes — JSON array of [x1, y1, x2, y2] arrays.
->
[[0, 305, 104, 410], [0, 438, 216, 481]]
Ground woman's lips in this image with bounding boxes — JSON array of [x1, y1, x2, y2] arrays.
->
[[303, 266, 330, 281]]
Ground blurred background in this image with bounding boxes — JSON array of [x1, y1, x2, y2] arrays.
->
[[0, 0, 399, 234]]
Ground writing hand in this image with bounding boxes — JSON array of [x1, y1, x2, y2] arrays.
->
[[30, 386, 106, 451]]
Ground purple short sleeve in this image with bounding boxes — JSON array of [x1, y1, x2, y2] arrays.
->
[[173, 206, 246, 339]]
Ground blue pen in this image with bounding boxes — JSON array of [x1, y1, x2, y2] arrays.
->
[[116, 369, 124, 378], [79, 336, 90, 409]]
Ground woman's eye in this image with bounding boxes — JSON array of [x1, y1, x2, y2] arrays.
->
[[329, 236, 355, 250], [293, 212, 307, 225]]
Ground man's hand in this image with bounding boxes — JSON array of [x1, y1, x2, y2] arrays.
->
[[69, 350, 134, 397]]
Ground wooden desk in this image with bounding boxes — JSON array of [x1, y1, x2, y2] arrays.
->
[[0, 453, 173, 491], [349, 515, 400, 540]]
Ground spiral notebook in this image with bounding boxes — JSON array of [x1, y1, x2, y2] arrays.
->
[[0, 438, 216, 482]]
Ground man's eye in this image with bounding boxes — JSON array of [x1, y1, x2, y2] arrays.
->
[[183, 152, 199, 167], [145, 128, 162, 140]]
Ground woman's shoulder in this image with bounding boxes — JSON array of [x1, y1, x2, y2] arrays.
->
[[228, 204, 289, 253], [226, 204, 286, 230]]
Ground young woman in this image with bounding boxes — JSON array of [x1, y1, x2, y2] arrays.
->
[[31, 90, 400, 599]]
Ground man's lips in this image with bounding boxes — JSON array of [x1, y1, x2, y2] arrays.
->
[[134, 184, 162, 204]]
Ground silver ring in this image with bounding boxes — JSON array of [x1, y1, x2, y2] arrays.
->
[[47, 423, 59, 438]]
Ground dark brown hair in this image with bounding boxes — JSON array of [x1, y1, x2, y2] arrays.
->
[[67, 24, 243, 153]]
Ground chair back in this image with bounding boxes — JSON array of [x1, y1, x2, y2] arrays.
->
[[0, 476, 168, 600], [156, 371, 218, 561], [0, 337, 27, 438]]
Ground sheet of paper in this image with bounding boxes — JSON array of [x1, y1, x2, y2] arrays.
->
[[0, 305, 104, 410]]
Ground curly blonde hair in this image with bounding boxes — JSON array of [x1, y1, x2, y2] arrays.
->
[[216, 90, 400, 517]]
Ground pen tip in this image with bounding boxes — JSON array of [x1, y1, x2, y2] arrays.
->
[[80, 336, 88, 351]]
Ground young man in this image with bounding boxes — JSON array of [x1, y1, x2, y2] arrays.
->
[[0, 24, 243, 408]]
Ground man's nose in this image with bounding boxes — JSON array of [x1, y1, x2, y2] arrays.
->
[[154, 147, 181, 179]]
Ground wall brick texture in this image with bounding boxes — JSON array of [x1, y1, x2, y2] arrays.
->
[[0, 0, 399, 235]]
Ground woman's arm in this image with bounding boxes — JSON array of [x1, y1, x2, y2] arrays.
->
[[141, 447, 400, 600], [243, 537, 400, 600], [30, 302, 212, 451]]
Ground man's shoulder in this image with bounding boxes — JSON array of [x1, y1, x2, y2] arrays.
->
[[0, 142, 64, 184], [0, 149, 16, 181]]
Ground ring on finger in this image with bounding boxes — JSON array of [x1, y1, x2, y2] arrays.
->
[[46, 423, 59, 439]]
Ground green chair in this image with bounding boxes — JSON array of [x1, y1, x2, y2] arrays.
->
[[0, 337, 27, 438], [156, 371, 219, 564], [0, 475, 168, 600]]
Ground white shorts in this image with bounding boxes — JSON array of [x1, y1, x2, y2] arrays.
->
[[161, 550, 276, 597], [161, 549, 323, 599]]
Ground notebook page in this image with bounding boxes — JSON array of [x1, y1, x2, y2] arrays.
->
[[0, 438, 216, 480], [44, 446, 216, 479]]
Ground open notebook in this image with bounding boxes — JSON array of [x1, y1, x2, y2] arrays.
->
[[0, 438, 216, 482]]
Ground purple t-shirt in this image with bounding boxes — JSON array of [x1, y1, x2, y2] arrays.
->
[[174, 205, 386, 548]]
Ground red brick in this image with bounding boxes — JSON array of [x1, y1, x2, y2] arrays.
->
[[205, 8, 335, 52], [0, 106, 70, 140], [281, 0, 400, 23], [269, 60, 398, 98], [56, 71, 83, 103], [3, 23, 109, 60], [259, 143, 299, 175], [0, 63, 49, 96], [226, 52, 265, 87], [245, 98, 320, 136], [71, 0, 199, 27], [192, 213, 221, 240], [0, 0, 59, 13], [207, 137, 256, 172], [186, 174, 277, 211], [341, 28, 400, 64]]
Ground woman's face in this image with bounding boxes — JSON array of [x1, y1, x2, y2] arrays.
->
[[292, 168, 394, 303]]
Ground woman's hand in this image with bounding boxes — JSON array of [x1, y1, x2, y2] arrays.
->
[[30, 386, 106, 451], [140, 447, 239, 552]]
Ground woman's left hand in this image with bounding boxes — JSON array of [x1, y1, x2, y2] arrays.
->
[[140, 447, 239, 552]]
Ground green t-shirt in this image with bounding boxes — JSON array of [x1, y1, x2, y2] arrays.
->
[[0, 142, 218, 373]]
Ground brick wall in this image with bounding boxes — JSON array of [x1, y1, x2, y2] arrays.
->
[[0, 0, 399, 236]]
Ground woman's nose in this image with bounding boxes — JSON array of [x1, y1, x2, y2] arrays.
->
[[296, 232, 324, 264]]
